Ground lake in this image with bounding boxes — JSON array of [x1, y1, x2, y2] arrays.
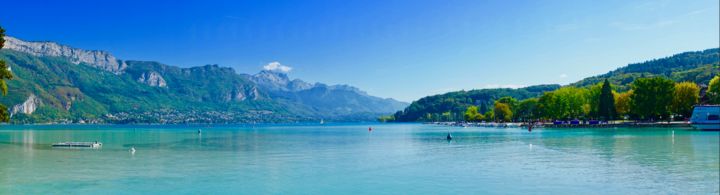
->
[[0, 123, 717, 194]]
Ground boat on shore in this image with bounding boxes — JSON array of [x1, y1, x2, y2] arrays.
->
[[52, 141, 102, 148], [690, 105, 720, 130]]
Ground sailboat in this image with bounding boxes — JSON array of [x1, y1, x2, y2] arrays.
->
[[320, 119, 325, 125]]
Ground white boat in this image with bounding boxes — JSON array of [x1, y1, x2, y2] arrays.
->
[[689, 105, 720, 130], [52, 141, 102, 148]]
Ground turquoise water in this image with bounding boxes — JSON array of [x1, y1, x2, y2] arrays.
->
[[0, 123, 718, 194]]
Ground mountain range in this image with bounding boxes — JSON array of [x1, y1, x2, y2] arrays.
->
[[0, 36, 408, 124]]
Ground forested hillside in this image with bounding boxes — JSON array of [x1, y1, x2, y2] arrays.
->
[[572, 48, 719, 90], [392, 48, 719, 122], [392, 85, 560, 121]]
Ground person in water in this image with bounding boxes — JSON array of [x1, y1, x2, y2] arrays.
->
[[528, 122, 533, 132]]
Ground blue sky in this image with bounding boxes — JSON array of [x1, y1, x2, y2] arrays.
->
[[1, 0, 717, 102]]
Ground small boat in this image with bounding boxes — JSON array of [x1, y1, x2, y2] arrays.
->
[[52, 141, 102, 148], [690, 105, 720, 130], [446, 133, 452, 140], [129, 146, 136, 154], [320, 119, 325, 125]]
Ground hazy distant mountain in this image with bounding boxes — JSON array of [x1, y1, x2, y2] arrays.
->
[[248, 70, 408, 115], [0, 36, 408, 123]]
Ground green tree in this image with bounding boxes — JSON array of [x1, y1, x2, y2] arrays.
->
[[630, 77, 675, 121], [516, 98, 538, 121], [538, 91, 560, 120], [597, 79, 616, 121], [671, 82, 699, 119], [0, 25, 12, 122], [557, 87, 588, 119], [496, 96, 519, 109], [614, 90, 632, 119], [493, 102, 512, 122], [496, 96, 519, 120], [586, 83, 602, 118], [464, 106, 484, 122], [708, 75, 720, 104], [484, 110, 494, 122], [537, 87, 588, 120]]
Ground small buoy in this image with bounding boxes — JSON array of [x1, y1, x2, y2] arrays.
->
[[368, 127, 372, 132], [198, 129, 202, 134]]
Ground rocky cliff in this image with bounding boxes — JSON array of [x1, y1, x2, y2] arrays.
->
[[4, 36, 127, 73], [137, 71, 167, 87], [10, 94, 42, 116], [250, 70, 315, 91]]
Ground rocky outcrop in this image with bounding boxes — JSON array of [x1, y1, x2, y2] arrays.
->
[[223, 86, 261, 102], [251, 70, 315, 91], [137, 72, 167, 87], [11, 94, 42, 116], [248, 87, 260, 100], [3, 36, 127, 73]]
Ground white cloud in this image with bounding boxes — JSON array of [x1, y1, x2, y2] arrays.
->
[[263, 61, 292, 72], [559, 73, 568, 78]]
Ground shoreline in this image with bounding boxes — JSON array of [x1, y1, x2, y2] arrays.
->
[[428, 121, 694, 129]]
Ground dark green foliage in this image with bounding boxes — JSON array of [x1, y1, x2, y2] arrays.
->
[[516, 98, 539, 121], [630, 77, 675, 121], [0, 26, 4, 49], [0, 104, 7, 122], [597, 79, 615, 120], [0, 25, 11, 122]]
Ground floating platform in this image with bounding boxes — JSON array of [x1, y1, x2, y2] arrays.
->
[[52, 142, 102, 148]]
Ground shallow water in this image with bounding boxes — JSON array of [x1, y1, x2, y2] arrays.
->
[[0, 123, 717, 194]]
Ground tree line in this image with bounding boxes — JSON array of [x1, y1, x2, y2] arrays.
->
[[386, 75, 720, 122], [455, 76, 719, 123]]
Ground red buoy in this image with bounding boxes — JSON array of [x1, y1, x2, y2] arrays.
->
[[368, 127, 373, 132]]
